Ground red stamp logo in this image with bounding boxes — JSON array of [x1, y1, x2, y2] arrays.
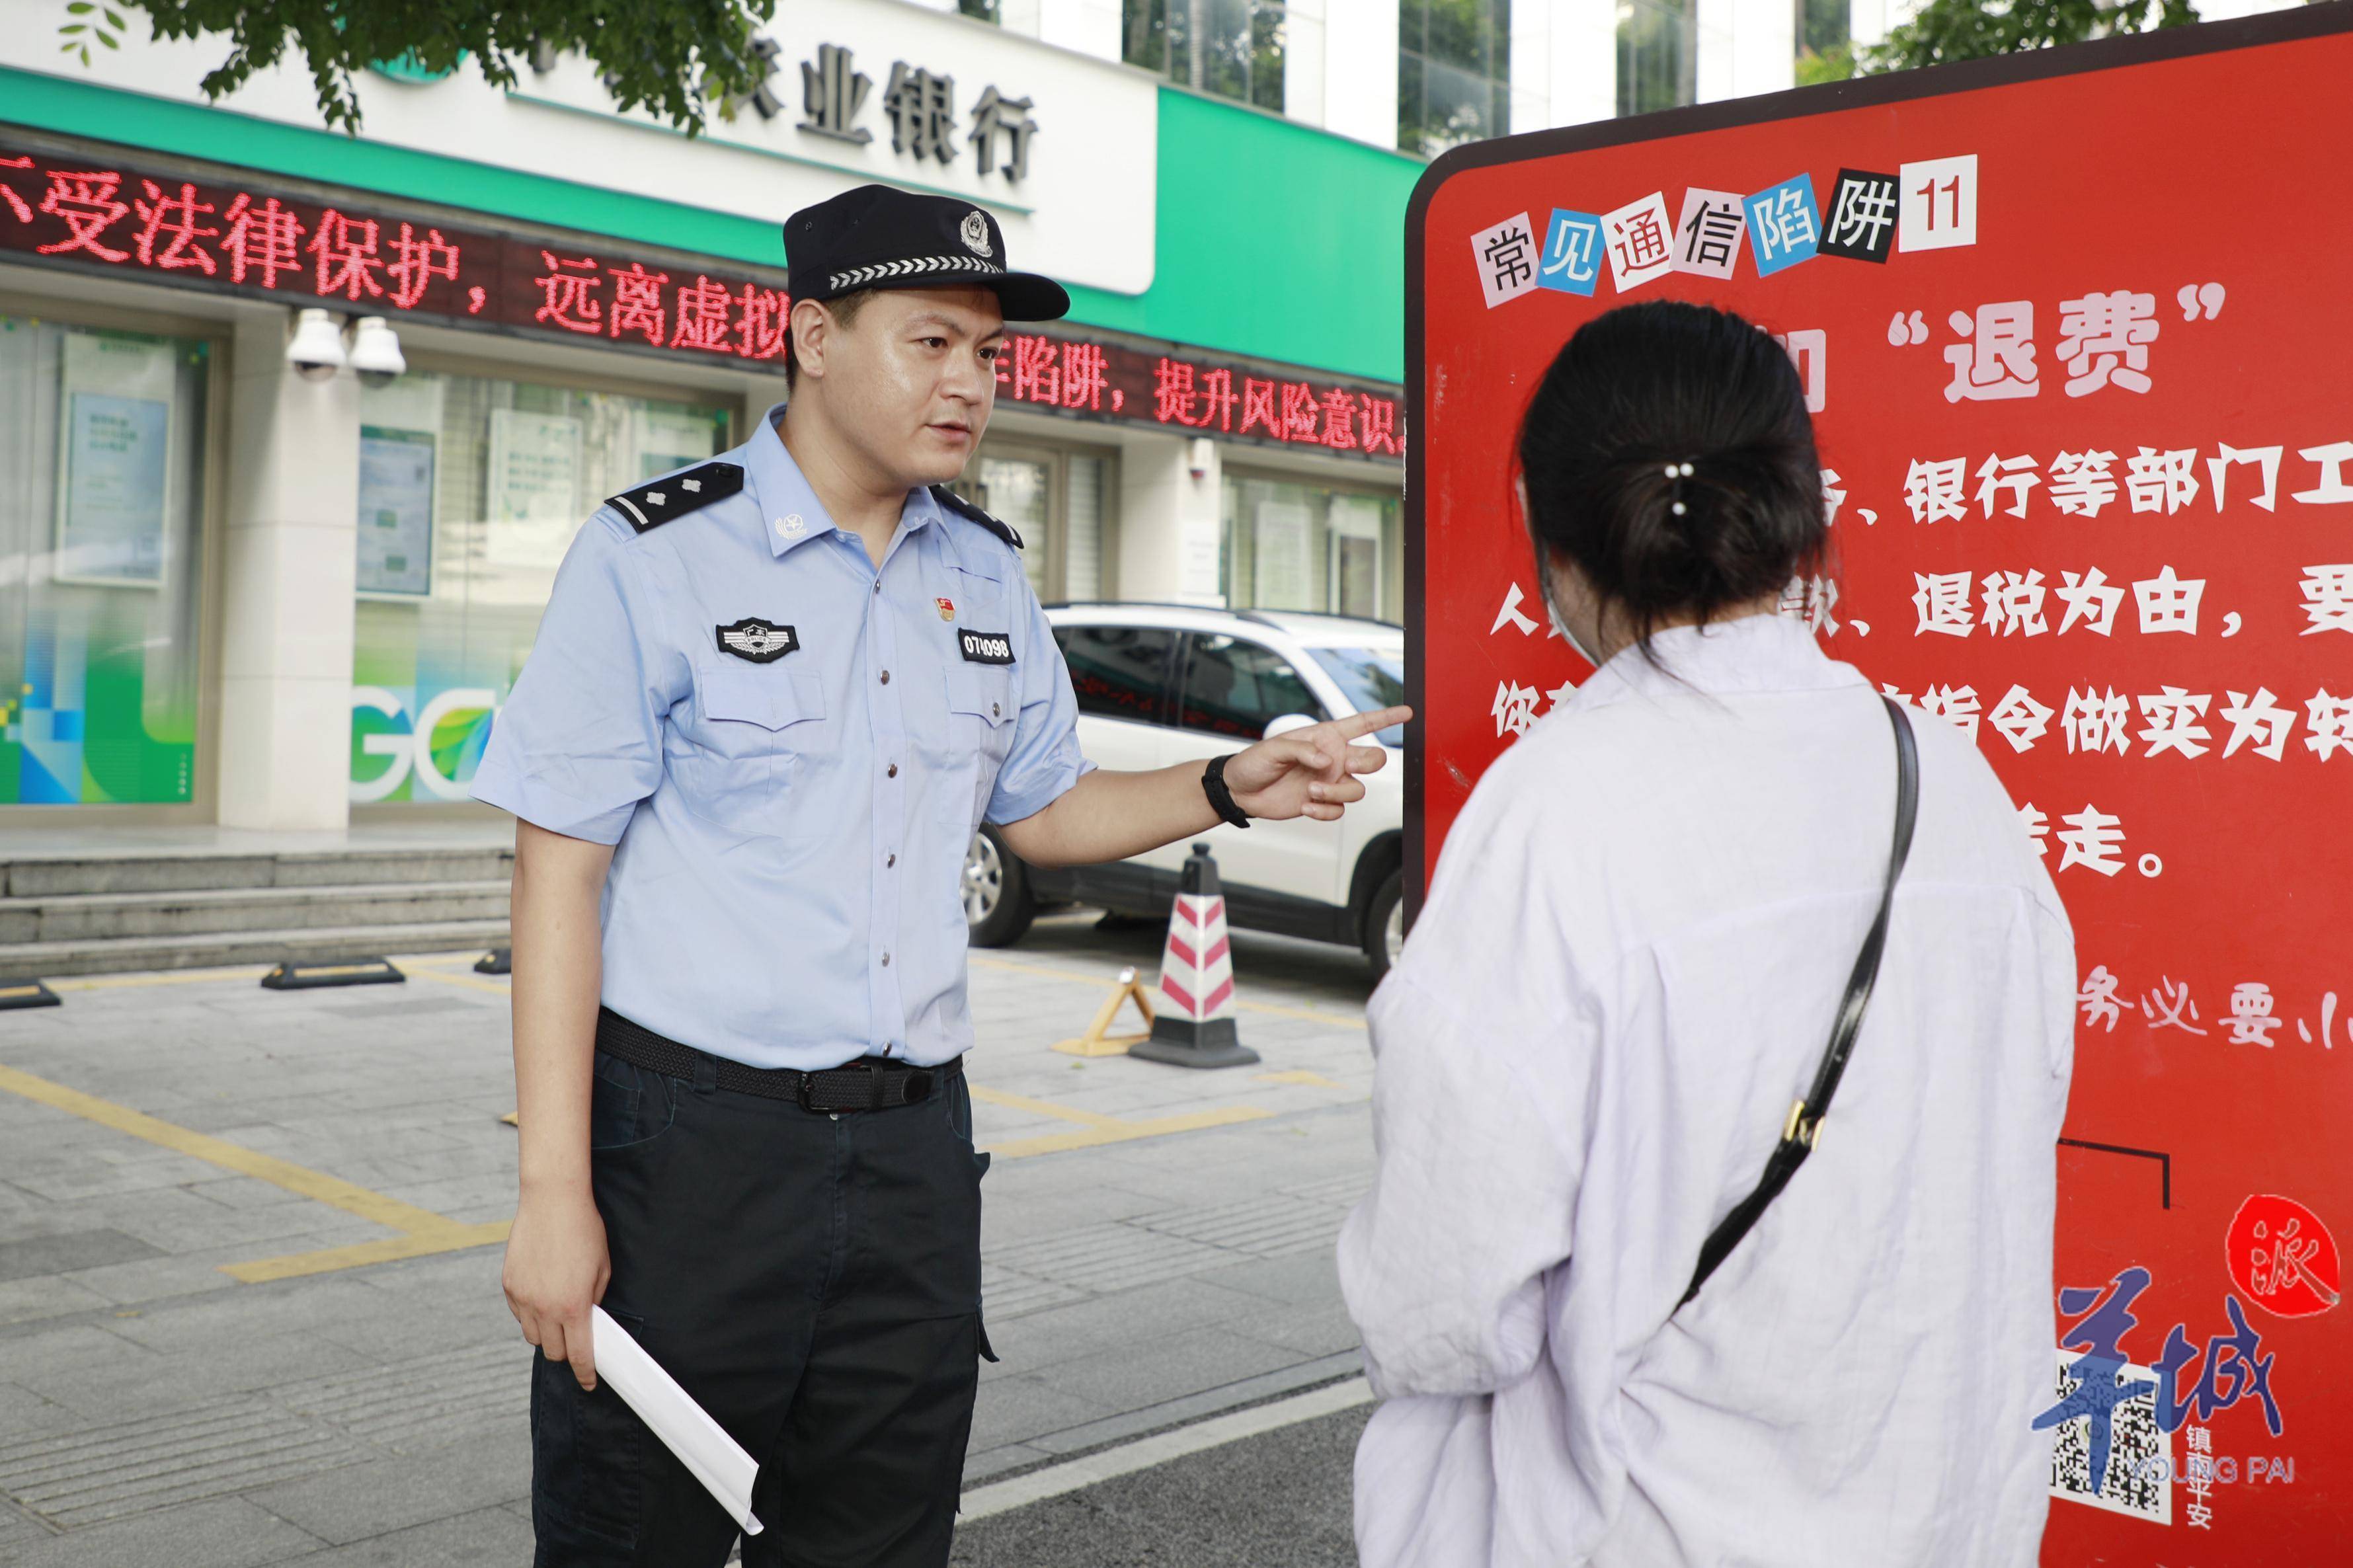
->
[[2226, 1195, 2341, 1318]]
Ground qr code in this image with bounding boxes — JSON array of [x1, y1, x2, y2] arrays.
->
[[2049, 1350, 2173, 1524]]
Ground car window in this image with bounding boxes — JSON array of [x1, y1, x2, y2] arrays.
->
[[1053, 624, 1175, 726], [1177, 635, 1326, 740], [1306, 647, 1406, 748]]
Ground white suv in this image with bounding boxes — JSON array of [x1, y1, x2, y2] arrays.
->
[[961, 604, 1408, 976]]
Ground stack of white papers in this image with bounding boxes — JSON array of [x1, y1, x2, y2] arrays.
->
[[590, 1304, 766, 1537]]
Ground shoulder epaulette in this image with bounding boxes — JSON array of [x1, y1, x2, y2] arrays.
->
[[608, 461, 744, 534], [929, 484, 1024, 551]]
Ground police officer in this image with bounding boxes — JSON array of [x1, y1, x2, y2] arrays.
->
[[472, 183, 1408, 1567]]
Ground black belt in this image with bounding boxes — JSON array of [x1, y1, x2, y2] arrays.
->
[[596, 1007, 961, 1113]]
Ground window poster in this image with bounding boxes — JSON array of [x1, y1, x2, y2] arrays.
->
[[355, 375, 446, 598], [1252, 500, 1314, 610], [1328, 494, 1386, 618], [485, 408, 584, 570], [637, 406, 724, 480], [355, 430, 438, 596], [54, 333, 178, 587]]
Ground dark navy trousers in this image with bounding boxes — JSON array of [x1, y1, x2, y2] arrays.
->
[[530, 1031, 996, 1567]]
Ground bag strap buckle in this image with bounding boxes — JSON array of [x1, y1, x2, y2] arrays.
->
[[1782, 1098, 1823, 1151]]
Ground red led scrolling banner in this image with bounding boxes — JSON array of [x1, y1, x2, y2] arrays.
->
[[988, 331, 1404, 461], [1408, 11, 2350, 1565], [0, 136, 1404, 460], [0, 141, 794, 367]]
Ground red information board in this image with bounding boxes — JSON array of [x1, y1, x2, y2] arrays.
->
[[1404, 9, 2351, 1560]]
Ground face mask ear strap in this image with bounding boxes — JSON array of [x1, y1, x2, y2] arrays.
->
[[1538, 554, 1605, 668]]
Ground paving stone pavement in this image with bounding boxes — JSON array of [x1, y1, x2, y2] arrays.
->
[[0, 910, 1378, 1563]]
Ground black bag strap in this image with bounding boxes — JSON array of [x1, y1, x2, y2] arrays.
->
[[1678, 696, 1918, 1310]]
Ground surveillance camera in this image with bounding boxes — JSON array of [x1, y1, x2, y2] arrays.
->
[[348, 316, 407, 388], [285, 308, 348, 382], [1187, 436, 1214, 481]]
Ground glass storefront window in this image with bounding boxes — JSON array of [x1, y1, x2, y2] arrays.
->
[[1123, 0, 1288, 113], [350, 370, 731, 804], [1618, 0, 1697, 118], [951, 441, 1113, 604], [1398, 0, 1512, 158], [0, 315, 209, 806], [971, 453, 1051, 601], [1796, 0, 1855, 84], [1220, 473, 1402, 623]]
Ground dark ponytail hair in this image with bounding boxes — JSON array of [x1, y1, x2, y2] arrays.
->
[[1516, 300, 1829, 660]]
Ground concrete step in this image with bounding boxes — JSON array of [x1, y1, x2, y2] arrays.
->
[[0, 881, 512, 944], [0, 920, 512, 979], [3, 846, 514, 898]]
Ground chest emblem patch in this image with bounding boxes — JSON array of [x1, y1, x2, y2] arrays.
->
[[717, 618, 800, 663], [957, 629, 1014, 666], [936, 597, 956, 622]]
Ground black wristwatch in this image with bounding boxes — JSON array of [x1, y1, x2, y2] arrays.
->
[[1201, 754, 1251, 830]]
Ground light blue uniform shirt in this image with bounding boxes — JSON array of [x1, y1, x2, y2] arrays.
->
[[467, 405, 1092, 1070]]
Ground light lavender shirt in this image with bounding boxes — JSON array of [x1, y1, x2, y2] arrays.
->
[[1340, 611, 2077, 1567]]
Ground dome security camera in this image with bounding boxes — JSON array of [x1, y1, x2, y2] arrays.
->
[[348, 316, 407, 388], [286, 308, 348, 382]]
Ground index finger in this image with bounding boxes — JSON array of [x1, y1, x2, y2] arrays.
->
[[1334, 705, 1412, 740]]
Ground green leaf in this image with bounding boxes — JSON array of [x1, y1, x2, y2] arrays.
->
[[60, 22, 84, 34], [104, 7, 126, 25], [100, 0, 780, 136], [97, 28, 118, 47]]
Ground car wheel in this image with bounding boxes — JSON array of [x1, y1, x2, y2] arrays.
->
[[963, 823, 1036, 948], [1363, 868, 1404, 980]]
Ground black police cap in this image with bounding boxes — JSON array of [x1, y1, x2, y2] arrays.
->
[[783, 184, 1070, 323]]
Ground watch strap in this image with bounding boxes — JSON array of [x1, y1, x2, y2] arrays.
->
[[1201, 754, 1252, 830]]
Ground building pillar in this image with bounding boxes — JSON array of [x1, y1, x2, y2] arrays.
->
[[1033, 0, 1123, 61], [1851, 0, 1929, 51], [1321, 0, 1400, 149], [1117, 434, 1225, 606], [1696, 0, 1794, 104], [1538, 0, 1615, 130], [1284, 0, 1330, 129], [214, 308, 361, 832], [1507, 0, 1548, 132]]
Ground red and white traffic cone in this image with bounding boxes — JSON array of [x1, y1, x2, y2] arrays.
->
[[1131, 843, 1259, 1070]]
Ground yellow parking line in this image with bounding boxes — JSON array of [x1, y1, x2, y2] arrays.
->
[[980, 1106, 1272, 1160], [44, 964, 274, 992], [968, 1083, 1273, 1159], [407, 965, 514, 998], [969, 1084, 1129, 1130], [223, 1220, 512, 1284], [1229, 998, 1371, 1029], [0, 1062, 504, 1283], [967, 952, 1367, 1031], [1256, 1070, 1347, 1089], [38, 950, 497, 994]]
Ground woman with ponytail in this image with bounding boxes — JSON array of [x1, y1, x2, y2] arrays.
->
[[1339, 301, 2077, 1567]]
